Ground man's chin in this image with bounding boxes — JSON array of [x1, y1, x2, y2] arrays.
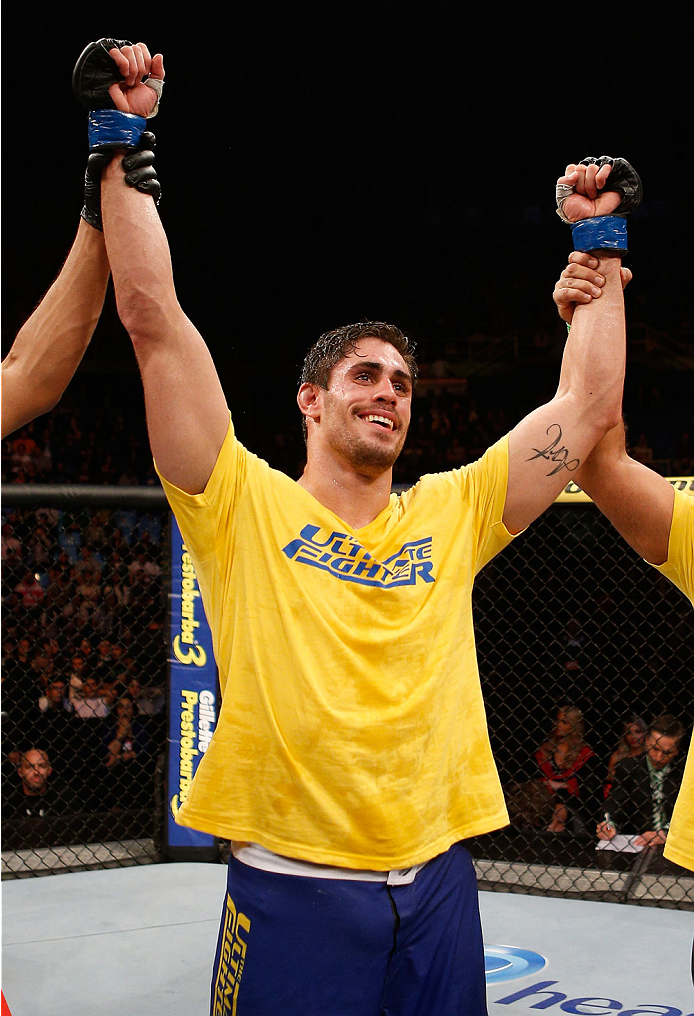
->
[[349, 437, 403, 473]]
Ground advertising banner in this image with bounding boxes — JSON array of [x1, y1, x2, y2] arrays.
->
[[166, 517, 218, 858]]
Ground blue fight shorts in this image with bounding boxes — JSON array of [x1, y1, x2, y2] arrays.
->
[[210, 841, 487, 1015]]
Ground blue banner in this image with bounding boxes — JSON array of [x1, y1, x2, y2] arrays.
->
[[166, 517, 218, 850]]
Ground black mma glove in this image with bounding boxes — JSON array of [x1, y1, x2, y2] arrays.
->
[[556, 156, 643, 253], [74, 39, 163, 229], [73, 37, 163, 149], [80, 132, 161, 231]]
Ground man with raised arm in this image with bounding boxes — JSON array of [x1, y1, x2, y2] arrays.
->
[[90, 38, 635, 1015], [555, 249, 693, 984]]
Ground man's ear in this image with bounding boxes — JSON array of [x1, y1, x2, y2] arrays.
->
[[297, 383, 321, 427]]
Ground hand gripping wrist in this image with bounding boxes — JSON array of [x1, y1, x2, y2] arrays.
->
[[122, 134, 162, 206], [80, 150, 113, 230]]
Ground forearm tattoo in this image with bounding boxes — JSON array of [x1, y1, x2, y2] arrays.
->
[[527, 424, 580, 476]]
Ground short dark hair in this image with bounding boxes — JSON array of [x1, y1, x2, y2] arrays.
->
[[299, 321, 418, 440], [649, 713, 685, 741]]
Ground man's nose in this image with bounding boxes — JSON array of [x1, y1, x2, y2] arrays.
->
[[373, 378, 397, 402]]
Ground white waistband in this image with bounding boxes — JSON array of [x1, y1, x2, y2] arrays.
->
[[232, 842, 428, 886]]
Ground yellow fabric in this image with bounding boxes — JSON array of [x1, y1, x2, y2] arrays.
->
[[653, 487, 694, 600], [157, 416, 516, 869], [666, 745, 694, 870], [654, 488, 694, 870]]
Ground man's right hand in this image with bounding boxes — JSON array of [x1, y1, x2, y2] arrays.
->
[[554, 251, 633, 325], [596, 820, 617, 841], [107, 42, 164, 119]]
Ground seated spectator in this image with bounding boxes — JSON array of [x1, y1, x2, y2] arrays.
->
[[534, 705, 602, 835], [14, 568, 45, 613], [38, 678, 69, 715], [103, 696, 151, 809], [605, 714, 647, 794], [92, 639, 116, 684], [68, 674, 111, 720], [598, 713, 686, 848], [3, 747, 69, 818], [126, 676, 165, 719]]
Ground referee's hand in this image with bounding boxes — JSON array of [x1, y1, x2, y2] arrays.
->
[[554, 251, 633, 326]]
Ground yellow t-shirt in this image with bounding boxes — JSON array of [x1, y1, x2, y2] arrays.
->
[[158, 417, 516, 869], [654, 488, 694, 870]]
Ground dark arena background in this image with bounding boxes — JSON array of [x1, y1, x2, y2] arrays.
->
[[2, 15, 693, 1015]]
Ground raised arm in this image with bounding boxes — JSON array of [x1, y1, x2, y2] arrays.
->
[[1, 216, 109, 439], [95, 42, 229, 494], [503, 158, 632, 534], [553, 251, 674, 565]]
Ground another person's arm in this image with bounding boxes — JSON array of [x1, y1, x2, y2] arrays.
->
[[554, 251, 674, 565], [1, 220, 110, 438]]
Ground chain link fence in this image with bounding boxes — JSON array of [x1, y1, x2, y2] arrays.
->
[[2, 484, 692, 909], [1, 487, 169, 877]]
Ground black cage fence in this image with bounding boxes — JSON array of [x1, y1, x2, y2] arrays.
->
[[2, 483, 692, 910]]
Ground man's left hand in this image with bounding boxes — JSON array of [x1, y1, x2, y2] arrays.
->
[[635, 829, 667, 847]]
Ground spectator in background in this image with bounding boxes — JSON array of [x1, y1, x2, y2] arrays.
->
[[33, 679, 76, 769], [69, 673, 111, 720], [673, 430, 693, 475], [38, 678, 69, 715], [126, 675, 164, 720], [14, 569, 45, 615], [103, 695, 151, 810], [3, 748, 66, 818], [1, 521, 23, 565], [66, 652, 88, 702], [605, 714, 647, 793], [630, 432, 654, 466], [535, 705, 602, 835], [598, 713, 686, 848]]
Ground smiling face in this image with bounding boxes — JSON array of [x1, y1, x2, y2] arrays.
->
[[300, 337, 413, 475]]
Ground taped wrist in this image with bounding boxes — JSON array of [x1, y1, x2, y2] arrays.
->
[[88, 109, 146, 150], [570, 215, 628, 254]]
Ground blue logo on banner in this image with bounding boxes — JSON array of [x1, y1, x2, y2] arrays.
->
[[484, 946, 547, 983], [166, 519, 218, 849]]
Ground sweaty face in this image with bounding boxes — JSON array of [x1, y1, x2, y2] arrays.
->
[[312, 338, 413, 474]]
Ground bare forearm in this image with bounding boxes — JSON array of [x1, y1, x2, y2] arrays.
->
[[1, 219, 109, 437], [555, 254, 625, 429], [101, 155, 180, 345], [100, 152, 229, 494], [576, 423, 674, 564]]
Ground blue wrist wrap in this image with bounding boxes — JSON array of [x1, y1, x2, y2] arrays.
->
[[570, 215, 628, 253], [88, 109, 146, 150]]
